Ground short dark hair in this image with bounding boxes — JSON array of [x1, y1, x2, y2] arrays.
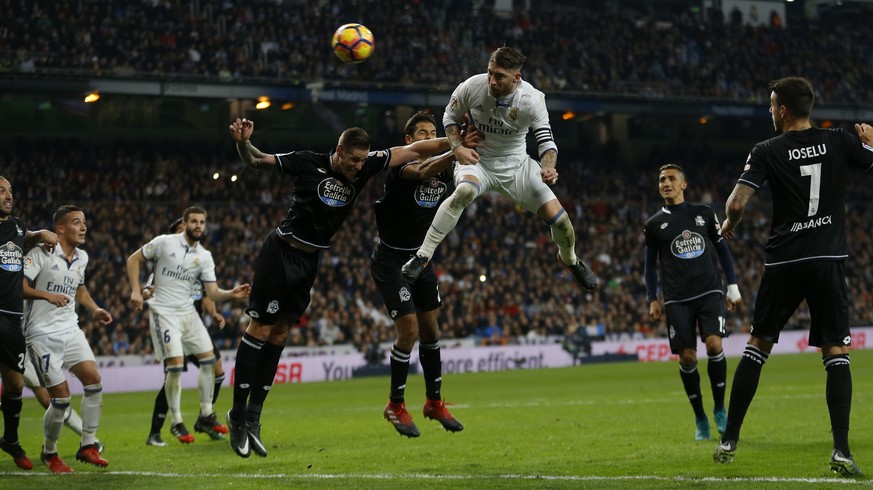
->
[[658, 163, 685, 178], [53, 204, 82, 226], [338, 127, 371, 152], [167, 217, 183, 233], [404, 111, 437, 138], [490, 47, 526, 71], [182, 206, 207, 221], [769, 77, 814, 118]]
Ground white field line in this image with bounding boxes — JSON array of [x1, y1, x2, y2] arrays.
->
[[0, 471, 867, 484]]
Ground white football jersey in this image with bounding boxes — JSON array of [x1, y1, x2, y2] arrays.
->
[[443, 73, 556, 170], [141, 233, 216, 313], [22, 246, 87, 339]]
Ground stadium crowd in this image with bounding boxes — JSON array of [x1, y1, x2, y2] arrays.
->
[[1, 0, 871, 104], [5, 137, 873, 358]]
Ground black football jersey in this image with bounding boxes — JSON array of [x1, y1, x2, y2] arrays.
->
[[0, 217, 27, 317], [274, 149, 391, 248], [374, 162, 455, 251], [738, 128, 873, 267], [644, 203, 724, 303]]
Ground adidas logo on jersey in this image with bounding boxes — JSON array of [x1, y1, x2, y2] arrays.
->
[[51, 264, 60, 271]]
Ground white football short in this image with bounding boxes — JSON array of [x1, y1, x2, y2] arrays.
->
[[149, 307, 213, 362], [455, 154, 558, 213], [26, 328, 96, 389]]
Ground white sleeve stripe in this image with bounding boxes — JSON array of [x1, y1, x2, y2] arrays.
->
[[737, 178, 760, 189]]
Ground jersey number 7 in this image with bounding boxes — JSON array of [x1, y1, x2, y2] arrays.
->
[[799, 163, 821, 217]]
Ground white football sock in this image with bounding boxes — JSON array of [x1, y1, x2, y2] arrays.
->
[[165, 368, 183, 425], [418, 182, 478, 259], [550, 211, 579, 265], [81, 384, 103, 446], [197, 358, 216, 417], [64, 405, 84, 436], [43, 397, 70, 454]]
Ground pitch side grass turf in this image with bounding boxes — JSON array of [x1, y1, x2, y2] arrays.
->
[[1, 350, 871, 488]]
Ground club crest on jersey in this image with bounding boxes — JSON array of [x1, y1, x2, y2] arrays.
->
[[317, 177, 355, 207], [509, 107, 518, 121], [192, 257, 200, 268], [695, 216, 705, 227], [267, 300, 279, 314], [0, 241, 23, 271], [415, 179, 448, 208], [670, 230, 705, 259]]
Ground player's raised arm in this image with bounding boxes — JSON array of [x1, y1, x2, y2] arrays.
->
[[387, 137, 451, 168], [404, 124, 484, 180], [203, 281, 250, 303], [229, 117, 278, 170]]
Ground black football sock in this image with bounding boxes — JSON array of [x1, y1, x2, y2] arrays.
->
[[389, 344, 411, 404], [823, 354, 852, 457], [150, 383, 169, 435], [1, 389, 23, 444], [722, 344, 769, 443], [231, 333, 264, 420], [679, 363, 706, 420], [707, 350, 727, 410], [419, 340, 443, 401], [213, 372, 225, 407], [247, 342, 283, 424]]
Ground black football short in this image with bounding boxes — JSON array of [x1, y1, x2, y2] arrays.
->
[[751, 260, 850, 347], [664, 292, 726, 354], [0, 314, 26, 373], [370, 243, 441, 321], [246, 231, 320, 326]]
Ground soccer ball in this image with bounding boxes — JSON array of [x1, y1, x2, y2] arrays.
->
[[332, 23, 374, 64]]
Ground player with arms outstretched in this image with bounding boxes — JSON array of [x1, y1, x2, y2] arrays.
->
[[225, 118, 480, 458]]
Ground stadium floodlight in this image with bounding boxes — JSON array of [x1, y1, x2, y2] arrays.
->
[[84, 91, 100, 103]]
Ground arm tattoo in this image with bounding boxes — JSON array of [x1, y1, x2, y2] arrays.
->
[[726, 184, 755, 226], [540, 150, 557, 170], [446, 125, 463, 151], [237, 140, 269, 170]]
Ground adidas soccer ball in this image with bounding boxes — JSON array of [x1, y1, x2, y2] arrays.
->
[[332, 23, 374, 63]]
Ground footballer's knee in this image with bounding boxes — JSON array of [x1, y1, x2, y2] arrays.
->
[[679, 349, 698, 366], [450, 181, 479, 209]]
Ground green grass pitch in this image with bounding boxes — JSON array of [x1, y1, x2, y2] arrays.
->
[[2, 350, 871, 488]]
